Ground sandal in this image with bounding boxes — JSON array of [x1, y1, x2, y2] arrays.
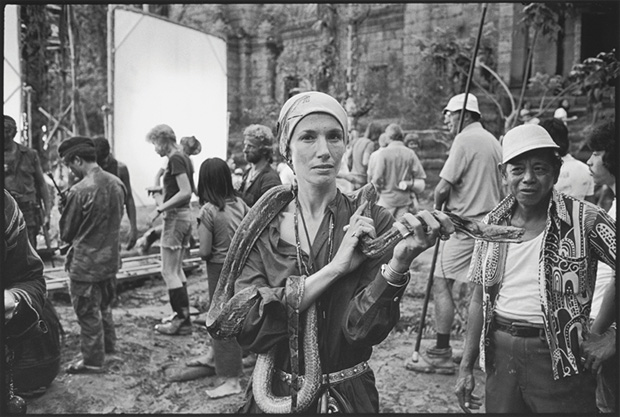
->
[[66, 359, 105, 374]]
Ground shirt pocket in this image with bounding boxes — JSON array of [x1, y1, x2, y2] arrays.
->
[[549, 255, 587, 295]]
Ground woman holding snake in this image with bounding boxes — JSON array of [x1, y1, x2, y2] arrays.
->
[[222, 91, 455, 413]]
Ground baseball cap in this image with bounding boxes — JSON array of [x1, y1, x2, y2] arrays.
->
[[501, 124, 559, 164], [443, 93, 480, 115]]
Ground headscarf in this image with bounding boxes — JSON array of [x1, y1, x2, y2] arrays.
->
[[275, 91, 348, 164], [58, 136, 97, 160]]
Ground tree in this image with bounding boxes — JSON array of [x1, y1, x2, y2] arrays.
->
[[20, 5, 51, 159]]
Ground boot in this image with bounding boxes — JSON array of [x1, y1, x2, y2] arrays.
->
[[405, 346, 455, 374], [155, 288, 192, 336]]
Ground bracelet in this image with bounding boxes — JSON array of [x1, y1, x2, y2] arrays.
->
[[381, 263, 409, 286]]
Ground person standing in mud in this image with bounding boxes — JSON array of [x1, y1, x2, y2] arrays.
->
[[455, 124, 616, 413], [58, 137, 126, 374], [189, 157, 249, 398], [4, 115, 52, 250], [146, 124, 195, 336], [407, 93, 502, 375]]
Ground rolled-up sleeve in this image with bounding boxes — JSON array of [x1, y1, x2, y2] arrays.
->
[[343, 266, 409, 346]]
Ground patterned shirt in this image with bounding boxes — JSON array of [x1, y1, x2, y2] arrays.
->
[[468, 190, 616, 380]]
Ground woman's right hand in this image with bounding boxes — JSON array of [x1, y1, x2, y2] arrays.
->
[[328, 202, 376, 277]]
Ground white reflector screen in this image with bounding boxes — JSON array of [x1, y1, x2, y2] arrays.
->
[[113, 7, 227, 206], [4, 5, 22, 134]]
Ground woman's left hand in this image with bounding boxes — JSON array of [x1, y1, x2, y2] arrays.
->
[[390, 210, 455, 271]]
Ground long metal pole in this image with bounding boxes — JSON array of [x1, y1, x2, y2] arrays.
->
[[107, 5, 115, 150], [67, 5, 78, 135], [412, 3, 488, 364]]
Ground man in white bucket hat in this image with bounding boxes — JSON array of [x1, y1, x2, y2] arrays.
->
[[455, 123, 616, 413], [407, 92, 503, 375]]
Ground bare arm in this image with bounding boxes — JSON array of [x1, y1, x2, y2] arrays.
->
[[197, 222, 213, 259], [434, 178, 452, 210], [455, 284, 484, 413], [148, 173, 192, 225], [590, 281, 616, 334], [118, 163, 138, 249], [412, 179, 425, 194], [153, 168, 164, 188]]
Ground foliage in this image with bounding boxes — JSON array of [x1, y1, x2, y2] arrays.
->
[[519, 3, 570, 40], [407, 22, 500, 131], [569, 50, 619, 123], [20, 5, 51, 158], [569, 50, 620, 94]]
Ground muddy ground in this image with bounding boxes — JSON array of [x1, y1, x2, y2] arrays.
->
[[25, 203, 486, 414]]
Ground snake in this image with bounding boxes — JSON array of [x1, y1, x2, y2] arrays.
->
[[206, 183, 524, 413]]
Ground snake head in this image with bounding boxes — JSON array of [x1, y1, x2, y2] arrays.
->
[[355, 183, 378, 218]]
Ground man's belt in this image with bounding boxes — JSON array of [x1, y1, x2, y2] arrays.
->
[[276, 360, 370, 387], [493, 315, 544, 338]]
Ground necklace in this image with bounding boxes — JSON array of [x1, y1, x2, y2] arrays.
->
[[293, 199, 335, 275]]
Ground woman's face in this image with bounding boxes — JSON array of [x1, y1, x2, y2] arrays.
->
[[289, 113, 345, 188], [502, 150, 558, 209]]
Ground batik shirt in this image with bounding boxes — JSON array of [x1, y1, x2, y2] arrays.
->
[[468, 190, 616, 380]]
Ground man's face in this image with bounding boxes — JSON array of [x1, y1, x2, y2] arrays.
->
[[4, 124, 16, 148], [443, 110, 461, 135], [587, 150, 614, 187], [502, 150, 558, 209], [63, 156, 84, 180], [243, 136, 263, 164]]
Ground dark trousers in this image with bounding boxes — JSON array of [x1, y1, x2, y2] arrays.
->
[[597, 353, 618, 413], [69, 279, 116, 367], [207, 262, 242, 378], [486, 329, 597, 413]]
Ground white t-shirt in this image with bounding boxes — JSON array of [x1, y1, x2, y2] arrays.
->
[[495, 231, 545, 325], [590, 198, 616, 319], [555, 154, 595, 200], [554, 107, 568, 124]]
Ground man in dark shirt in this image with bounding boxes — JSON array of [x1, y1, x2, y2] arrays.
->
[[58, 137, 126, 374], [239, 124, 281, 207], [93, 137, 138, 249], [4, 115, 51, 249]]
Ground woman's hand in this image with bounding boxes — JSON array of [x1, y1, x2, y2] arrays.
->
[[147, 208, 161, 227], [390, 210, 454, 271], [328, 202, 376, 276]]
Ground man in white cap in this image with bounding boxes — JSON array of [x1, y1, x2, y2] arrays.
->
[[407, 93, 502, 374], [455, 124, 616, 413]]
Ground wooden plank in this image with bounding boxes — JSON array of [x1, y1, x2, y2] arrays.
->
[[44, 252, 203, 293]]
